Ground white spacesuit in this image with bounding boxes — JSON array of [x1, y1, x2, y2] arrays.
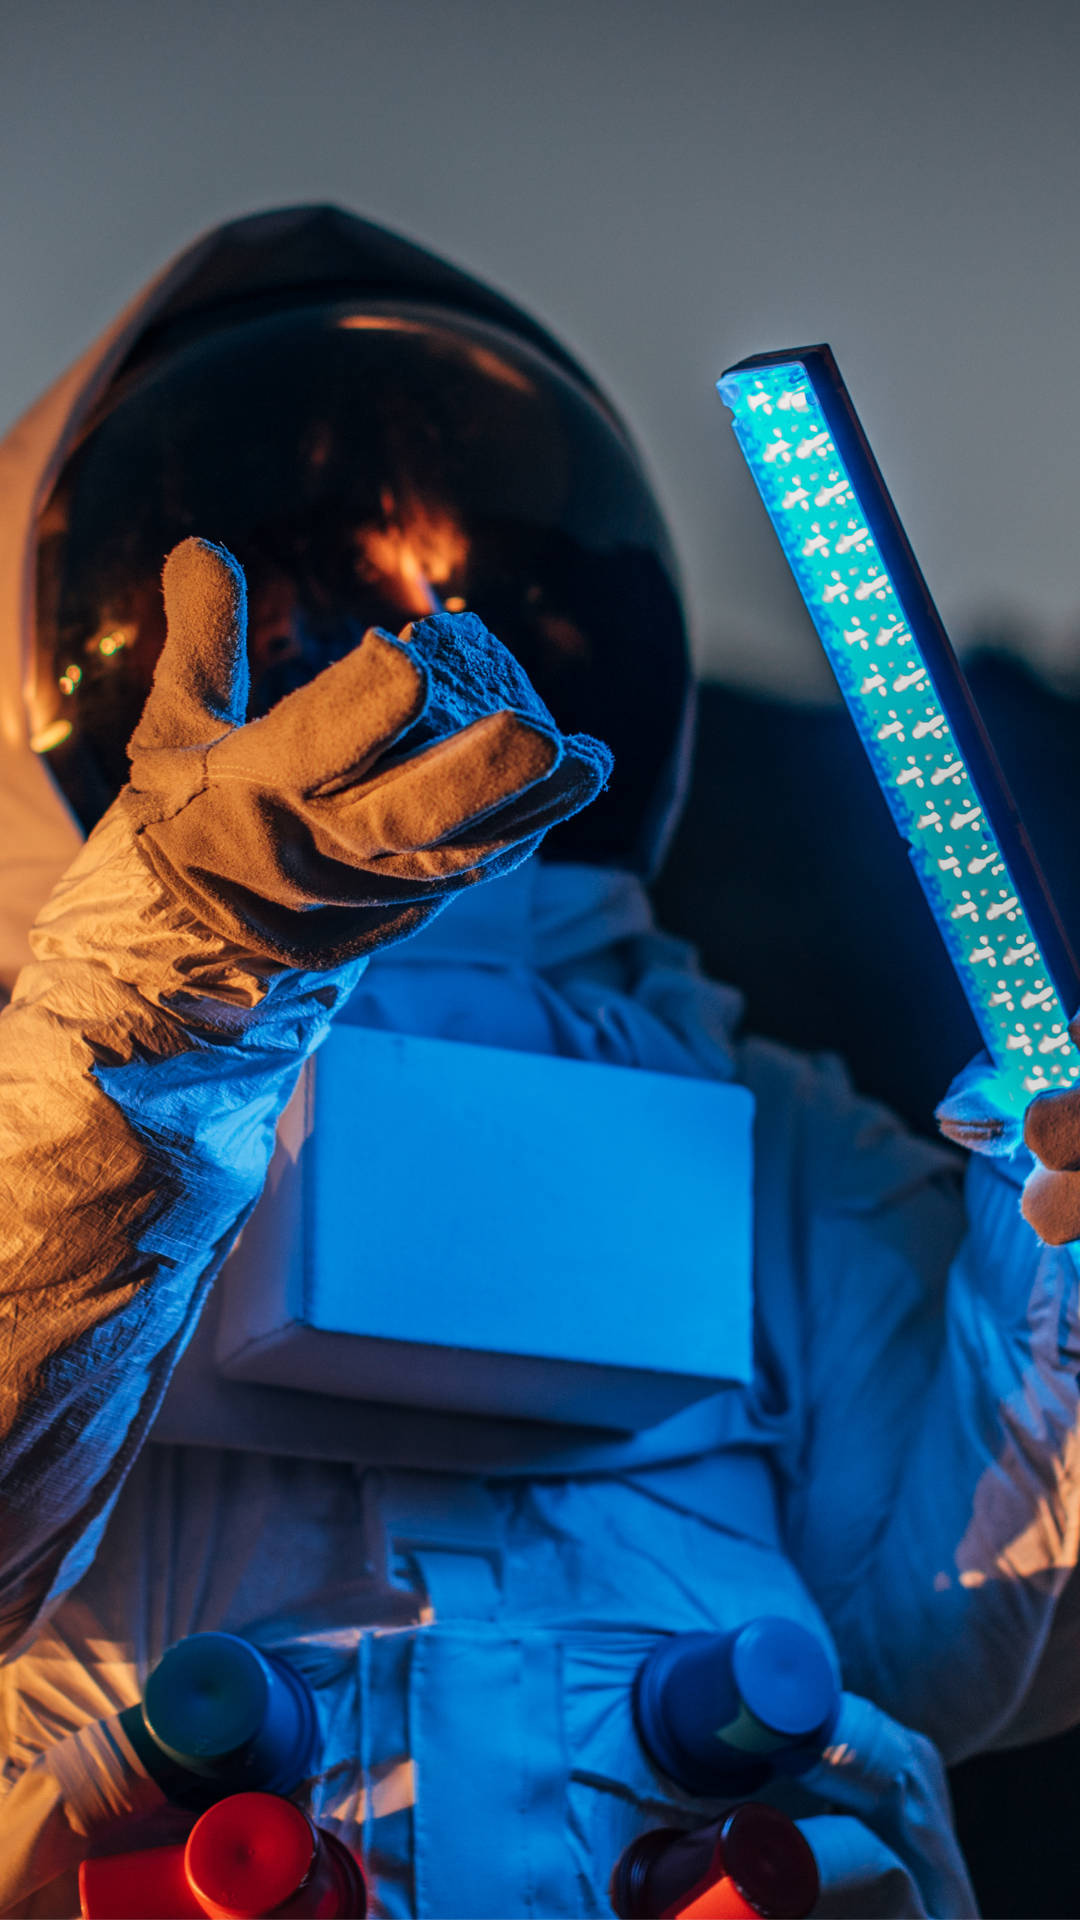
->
[[0, 206, 1077, 1919]]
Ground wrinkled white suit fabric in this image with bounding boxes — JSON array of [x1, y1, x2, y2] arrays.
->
[[0, 208, 1077, 1917], [1, 858, 986, 1918]]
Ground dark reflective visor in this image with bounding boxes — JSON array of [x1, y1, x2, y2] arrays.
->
[[33, 300, 691, 870]]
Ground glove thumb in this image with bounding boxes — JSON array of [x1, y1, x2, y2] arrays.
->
[[129, 537, 250, 759], [934, 1052, 1026, 1157]]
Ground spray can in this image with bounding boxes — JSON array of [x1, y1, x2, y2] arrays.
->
[[78, 1791, 367, 1919], [118, 1631, 319, 1809], [634, 1617, 838, 1796], [610, 1804, 818, 1920]]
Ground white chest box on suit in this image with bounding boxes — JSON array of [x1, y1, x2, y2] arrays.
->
[[201, 1023, 754, 1433]]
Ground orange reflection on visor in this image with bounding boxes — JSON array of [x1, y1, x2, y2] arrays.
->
[[355, 490, 468, 617]]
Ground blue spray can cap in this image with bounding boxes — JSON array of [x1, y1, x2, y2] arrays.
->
[[633, 1617, 839, 1797], [119, 1631, 318, 1809]]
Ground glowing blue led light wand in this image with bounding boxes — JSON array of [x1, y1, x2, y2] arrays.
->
[[718, 345, 1080, 1105]]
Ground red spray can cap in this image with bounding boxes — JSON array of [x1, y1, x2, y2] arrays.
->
[[79, 1792, 366, 1919]]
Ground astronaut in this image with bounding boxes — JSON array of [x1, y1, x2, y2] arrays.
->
[[1, 205, 1079, 1917]]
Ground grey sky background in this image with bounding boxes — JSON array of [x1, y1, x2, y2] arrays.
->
[[2, 0, 1078, 696]]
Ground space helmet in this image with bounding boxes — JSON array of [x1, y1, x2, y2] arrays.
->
[[30, 208, 693, 876]]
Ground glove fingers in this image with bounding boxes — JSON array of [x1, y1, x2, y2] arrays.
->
[[130, 538, 250, 756], [1022, 1165, 1080, 1246], [223, 628, 427, 791], [325, 709, 560, 866], [415, 726, 610, 864], [523, 727, 611, 822], [1024, 1086, 1080, 1171]]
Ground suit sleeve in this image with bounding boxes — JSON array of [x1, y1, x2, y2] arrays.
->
[[0, 806, 362, 1656]]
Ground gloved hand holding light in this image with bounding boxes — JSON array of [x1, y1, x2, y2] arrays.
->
[[719, 346, 1080, 1240]]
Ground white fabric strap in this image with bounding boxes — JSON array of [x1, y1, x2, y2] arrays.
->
[[365, 1470, 505, 1620]]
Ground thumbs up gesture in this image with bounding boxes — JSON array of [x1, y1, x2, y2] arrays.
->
[[122, 537, 612, 968]]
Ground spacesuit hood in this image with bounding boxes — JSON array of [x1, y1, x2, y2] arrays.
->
[[0, 204, 647, 991]]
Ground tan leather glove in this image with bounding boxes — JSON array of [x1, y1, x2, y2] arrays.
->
[[1017, 1084, 1080, 1245], [122, 537, 612, 967], [937, 1051, 1080, 1246]]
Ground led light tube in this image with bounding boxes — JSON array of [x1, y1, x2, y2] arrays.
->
[[717, 345, 1080, 1103]]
